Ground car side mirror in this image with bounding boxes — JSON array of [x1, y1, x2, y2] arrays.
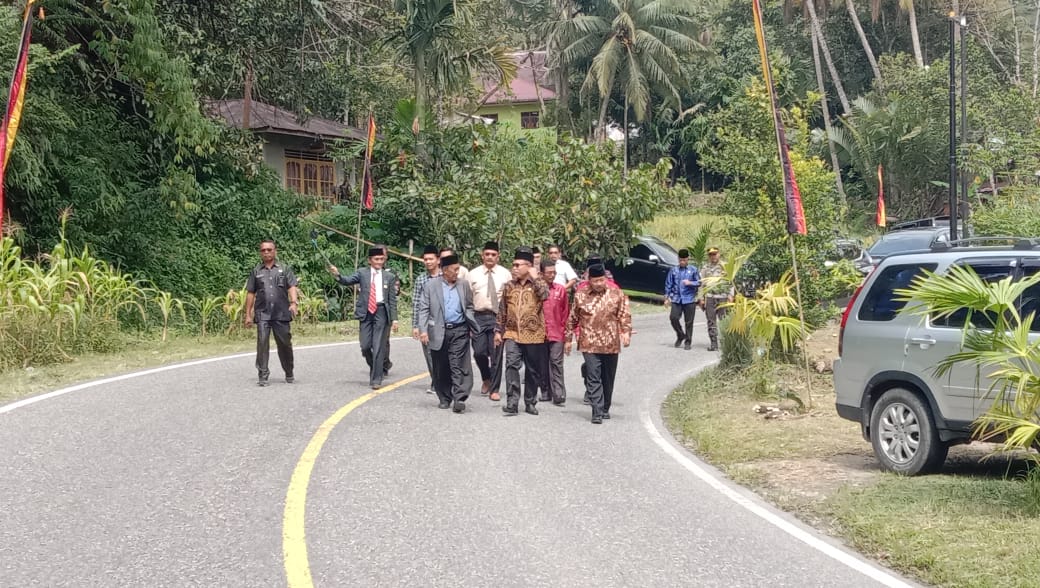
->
[[648, 254, 660, 263]]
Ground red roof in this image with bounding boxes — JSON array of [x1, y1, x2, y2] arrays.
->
[[205, 99, 367, 141], [479, 51, 557, 106]]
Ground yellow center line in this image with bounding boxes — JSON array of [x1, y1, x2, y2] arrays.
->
[[282, 372, 429, 588]]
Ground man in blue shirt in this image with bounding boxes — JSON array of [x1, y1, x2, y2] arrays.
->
[[664, 248, 701, 350], [418, 255, 478, 413]]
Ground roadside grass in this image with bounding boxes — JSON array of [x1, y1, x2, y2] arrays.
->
[[830, 475, 1040, 588], [664, 361, 1040, 588], [1, 321, 360, 405]]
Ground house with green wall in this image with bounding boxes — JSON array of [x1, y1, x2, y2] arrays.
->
[[472, 51, 556, 132]]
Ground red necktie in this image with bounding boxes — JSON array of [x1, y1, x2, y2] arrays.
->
[[368, 271, 378, 313]]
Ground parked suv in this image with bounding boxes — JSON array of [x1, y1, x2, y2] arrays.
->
[[833, 238, 1040, 474]]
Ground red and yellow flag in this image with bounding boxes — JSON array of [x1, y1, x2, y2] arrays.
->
[[752, 0, 806, 235], [361, 113, 376, 210], [876, 164, 887, 227], [0, 0, 36, 234]]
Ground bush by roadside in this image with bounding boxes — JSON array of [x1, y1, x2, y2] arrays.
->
[[663, 339, 1040, 588]]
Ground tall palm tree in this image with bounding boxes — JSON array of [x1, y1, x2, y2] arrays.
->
[[558, 0, 707, 147], [845, 0, 881, 82], [390, 0, 516, 131], [804, 0, 851, 115]]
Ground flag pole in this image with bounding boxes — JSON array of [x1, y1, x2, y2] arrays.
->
[[0, 0, 36, 236], [788, 234, 813, 409], [753, 0, 812, 408]]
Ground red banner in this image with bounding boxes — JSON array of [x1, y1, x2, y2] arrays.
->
[[752, 0, 806, 235], [361, 114, 376, 210], [876, 164, 886, 227], [0, 0, 36, 234]]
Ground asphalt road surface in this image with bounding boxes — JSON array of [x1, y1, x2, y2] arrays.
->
[[0, 313, 919, 587]]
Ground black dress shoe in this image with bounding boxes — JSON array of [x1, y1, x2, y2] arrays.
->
[[683, 341, 692, 350], [553, 400, 566, 406], [258, 378, 269, 387], [582, 397, 591, 405], [674, 337, 683, 348], [591, 416, 603, 424], [285, 374, 295, 384], [502, 406, 518, 416], [453, 401, 466, 413], [383, 360, 393, 375], [370, 381, 383, 390], [438, 401, 451, 409], [525, 405, 539, 416], [602, 412, 611, 420]]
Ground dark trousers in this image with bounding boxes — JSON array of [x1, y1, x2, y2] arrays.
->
[[504, 339, 545, 409], [359, 305, 389, 386], [382, 324, 392, 372], [420, 342, 434, 375], [705, 296, 727, 343], [471, 312, 503, 392], [583, 352, 619, 418], [540, 341, 566, 402], [256, 319, 293, 379], [431, 326, 473, 404], [670, 302, 696, 342]]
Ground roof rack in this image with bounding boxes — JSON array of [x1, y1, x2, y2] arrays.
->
[[889, 216, 951, 231], [929, 236, 1040, 251]]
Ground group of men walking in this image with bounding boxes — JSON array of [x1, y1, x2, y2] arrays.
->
[[664, 247, 733, 353], [410, 241, 630, 424], [245, 238, 738, 425]]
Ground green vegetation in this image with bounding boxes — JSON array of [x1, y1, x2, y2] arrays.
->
[[665, 363, 1040, 588]]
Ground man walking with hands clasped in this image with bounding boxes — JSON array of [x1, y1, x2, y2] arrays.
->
[[469, 241, 511, 401], [567, 264, 632, 424], [665, 248, 700, 350], [418, 254, 477, 413], [328, 247, 399, 389]]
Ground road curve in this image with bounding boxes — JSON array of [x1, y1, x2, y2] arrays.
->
[[0, 313, 918, 587]]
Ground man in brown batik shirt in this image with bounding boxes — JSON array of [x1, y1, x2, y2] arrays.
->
[[494, 247, 549, 416], [566, 263, 632, 424]]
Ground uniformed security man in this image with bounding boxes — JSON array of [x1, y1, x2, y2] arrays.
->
[[699, 246, 734, 352], [245, 239, 299, 386]]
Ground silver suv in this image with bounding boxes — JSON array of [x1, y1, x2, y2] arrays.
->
[[833, 241, 1040, 474]]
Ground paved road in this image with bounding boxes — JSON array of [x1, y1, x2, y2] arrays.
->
[[0, 313, 918, 587]]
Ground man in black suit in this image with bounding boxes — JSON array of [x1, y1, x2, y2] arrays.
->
[[328, 246, 399, 389], [418, 254, 478, 413]]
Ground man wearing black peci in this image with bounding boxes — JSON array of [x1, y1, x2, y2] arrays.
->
[[328, 247, 399, 389], [418, 254, 478, 413]]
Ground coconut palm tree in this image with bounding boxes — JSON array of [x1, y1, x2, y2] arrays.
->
[[390, 0, 516, 131], [558, 0, 707, 150], [845, 0, 881, 81], [898, 264, 1040, 459]]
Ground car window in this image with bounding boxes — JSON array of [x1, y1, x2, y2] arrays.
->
[[643, 238, 679, 265], [867, 232, 944, 257], [858, 263, 938, 322], [630, 244, 655, 261], [1019, 261, 1040, 331], [931, 261, 1016, 329]]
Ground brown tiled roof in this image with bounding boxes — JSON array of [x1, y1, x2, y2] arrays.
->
[[479, 51, 557, 106], [205, 99, 367, 141]]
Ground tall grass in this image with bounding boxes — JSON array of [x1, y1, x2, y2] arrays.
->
[[643, 212, 739, 255], [1, 228, 147, 370]]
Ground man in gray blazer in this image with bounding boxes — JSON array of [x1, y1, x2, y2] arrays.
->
[[418, 254, 478, 413], [328, 246, 399, 389]]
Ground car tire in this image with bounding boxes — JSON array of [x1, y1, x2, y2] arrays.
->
[[869, 387, 949, 475]]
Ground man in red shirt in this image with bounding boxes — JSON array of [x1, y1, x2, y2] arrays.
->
[[539, 260, 569, 405]]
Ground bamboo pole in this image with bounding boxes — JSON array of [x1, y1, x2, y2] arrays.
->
[[306, 218, 424, 263], [788, 234, 814, 409]]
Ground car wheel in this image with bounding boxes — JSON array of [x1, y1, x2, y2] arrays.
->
[[869, 387, 948, 475]]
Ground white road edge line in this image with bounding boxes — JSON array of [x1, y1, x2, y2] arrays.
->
[[640, 407, 914, 588], [0, 338, 415, 416]]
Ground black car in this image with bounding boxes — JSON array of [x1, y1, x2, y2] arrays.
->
[[604, 235, 679, 295]]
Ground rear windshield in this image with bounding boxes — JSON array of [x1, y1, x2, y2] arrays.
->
[[868, 232, 943, 257], [858, 263, 938, 321]]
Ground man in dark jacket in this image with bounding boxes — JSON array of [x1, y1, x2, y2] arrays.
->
[[245, 239, 299, 386], [328, 246, 399, 389]]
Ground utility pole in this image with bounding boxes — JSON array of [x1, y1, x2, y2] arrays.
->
[[948, 13, 959, 241]]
